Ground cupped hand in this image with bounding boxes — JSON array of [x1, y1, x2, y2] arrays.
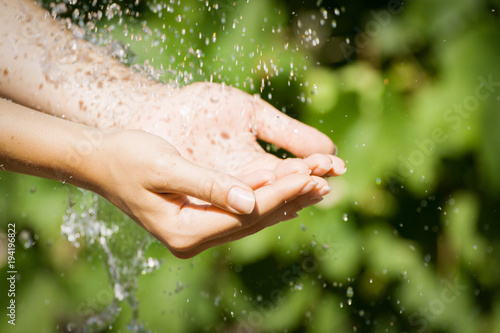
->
[[88, 130, 331, 258], [127, 82, 346, 180]]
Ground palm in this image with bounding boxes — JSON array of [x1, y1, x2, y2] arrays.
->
[[133, 82, 336, 177], [92, 83, 345, 258]]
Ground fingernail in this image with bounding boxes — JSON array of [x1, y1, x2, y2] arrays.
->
[[298, 180, 319, 195], [228, 187, 256, 214], [318, 186, 332, 197], [313, 197, 324, 204], [319, 185, 332, 196], [315, 162, 332, 175], [332, 160, 347, 175], [312, 185, 332, 198], [333, 145, 339, 156]]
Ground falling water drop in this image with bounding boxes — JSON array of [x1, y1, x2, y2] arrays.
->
[[346, 286, 354, 298], [19, 229, 35, 249]]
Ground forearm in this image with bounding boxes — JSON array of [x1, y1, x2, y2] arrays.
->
[[0, 98, 103, 191], [0, 0, 167, 129]]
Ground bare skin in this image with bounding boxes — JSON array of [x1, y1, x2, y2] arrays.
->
[[1, 99, 331, 258], [129, 82, 346, 178], [0, 0, 346, 258]]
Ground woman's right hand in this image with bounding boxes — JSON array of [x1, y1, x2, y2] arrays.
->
[[87, 129, 331, 258]]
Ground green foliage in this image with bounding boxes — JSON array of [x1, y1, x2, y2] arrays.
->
[[2, 0, 500, 332]]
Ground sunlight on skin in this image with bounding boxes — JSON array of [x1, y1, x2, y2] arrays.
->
[[129, 81, 347, 179], [0, 0, 346, 257]]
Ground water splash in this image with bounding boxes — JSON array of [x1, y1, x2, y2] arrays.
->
[[41, 0, 349, 330], [45, 0, 343, 92], [61, 187, 160, 332]]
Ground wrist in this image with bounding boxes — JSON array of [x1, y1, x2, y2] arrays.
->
[[0, 99, 107, 191], [64, 126, 109, 193]]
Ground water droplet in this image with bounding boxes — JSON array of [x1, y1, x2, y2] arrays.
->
[[346, 286, 354, 298], [343, 213, 348, 222], [19, 229, 35, 249], [210, 94, 220, 103], [53, 3, 68, 15]]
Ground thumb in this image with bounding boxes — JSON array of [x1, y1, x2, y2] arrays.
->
[[153, 155, 257, 215]]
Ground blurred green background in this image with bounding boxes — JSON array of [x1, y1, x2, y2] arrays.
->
[[2, 0, 500, 332]]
